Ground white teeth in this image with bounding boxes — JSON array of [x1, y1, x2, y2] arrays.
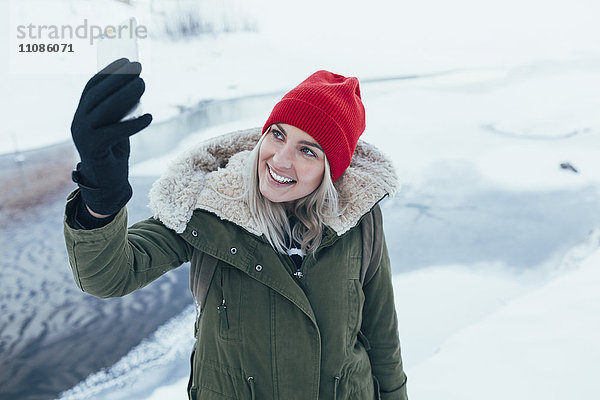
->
[[268, 165, 294, 183]]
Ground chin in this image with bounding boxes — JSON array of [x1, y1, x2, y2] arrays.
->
[[259, 186, 288, 204]]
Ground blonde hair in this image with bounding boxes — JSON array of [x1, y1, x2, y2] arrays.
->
[[245, 131, 341, 257]]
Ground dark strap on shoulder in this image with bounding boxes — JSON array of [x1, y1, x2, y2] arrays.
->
[[360, 203, 384, 287]]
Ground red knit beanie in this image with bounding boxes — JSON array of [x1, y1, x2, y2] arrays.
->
[[262, 70, 366, 182]]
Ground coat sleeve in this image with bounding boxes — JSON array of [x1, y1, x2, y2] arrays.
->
[[361, 235, 408, 399], [63, 189, 193, 298]]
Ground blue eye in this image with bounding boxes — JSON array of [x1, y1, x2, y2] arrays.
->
[[272, 130, 283, 140], [301, 147, 316, 157]]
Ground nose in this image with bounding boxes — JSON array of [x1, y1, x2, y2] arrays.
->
[[272, 143, 294, 170]]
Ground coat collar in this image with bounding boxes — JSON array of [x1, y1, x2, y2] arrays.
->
[[149, 127, 399, 237]]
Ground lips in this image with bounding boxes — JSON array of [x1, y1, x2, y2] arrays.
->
[[267, 164, 296, 185]]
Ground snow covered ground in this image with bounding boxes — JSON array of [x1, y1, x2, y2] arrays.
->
[[406, 230, 600, 400], [2, 0, 600, 399]]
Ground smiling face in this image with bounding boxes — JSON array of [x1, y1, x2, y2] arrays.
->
[[258, 123, 326, 206]]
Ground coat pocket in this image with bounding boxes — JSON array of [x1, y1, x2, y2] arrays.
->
[[219, 266, 242, 342], [196, 358, 253, 399]]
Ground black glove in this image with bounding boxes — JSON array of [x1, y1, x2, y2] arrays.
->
[[71, 58, 152, 215]]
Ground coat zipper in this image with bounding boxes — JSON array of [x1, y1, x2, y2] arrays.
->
[[294, 251, 314, 280], [218, 269, 229, 330], [247, 376, 256, 400], [280, 249, 305, 281], [293, 266, 303, 279], [290, 228, 335, 280], [332, 376, 340, 400]]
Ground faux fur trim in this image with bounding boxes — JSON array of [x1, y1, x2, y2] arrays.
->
[[149, 127, 399, 236]]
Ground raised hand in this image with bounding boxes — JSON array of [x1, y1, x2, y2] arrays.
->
[[71, 58, 152, 215]]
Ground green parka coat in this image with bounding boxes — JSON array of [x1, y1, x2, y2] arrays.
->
[[63, 128, 408, 400]]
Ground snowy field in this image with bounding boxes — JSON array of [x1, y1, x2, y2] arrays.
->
[[1, 0, 600, 399]]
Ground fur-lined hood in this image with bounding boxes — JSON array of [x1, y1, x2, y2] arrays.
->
[[149, 127, 399, 237]]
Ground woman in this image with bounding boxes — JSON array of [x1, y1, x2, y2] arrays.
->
[[64, 58, 408, 399]]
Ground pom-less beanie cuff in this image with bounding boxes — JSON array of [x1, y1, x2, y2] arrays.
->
[[262, 70, 366, 182]]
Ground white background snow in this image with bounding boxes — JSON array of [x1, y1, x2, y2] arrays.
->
[[1, 0, 600, 399]]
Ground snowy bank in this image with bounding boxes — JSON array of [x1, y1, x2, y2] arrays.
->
[[407, 229, 600, 400]]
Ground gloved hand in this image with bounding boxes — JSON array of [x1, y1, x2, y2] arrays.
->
[[71, 58, 152, 215]]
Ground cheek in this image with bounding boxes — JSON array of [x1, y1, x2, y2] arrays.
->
[[257, 147, 268, 174], [303, 163, 325, 189], [258, 140, 274, 162]]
